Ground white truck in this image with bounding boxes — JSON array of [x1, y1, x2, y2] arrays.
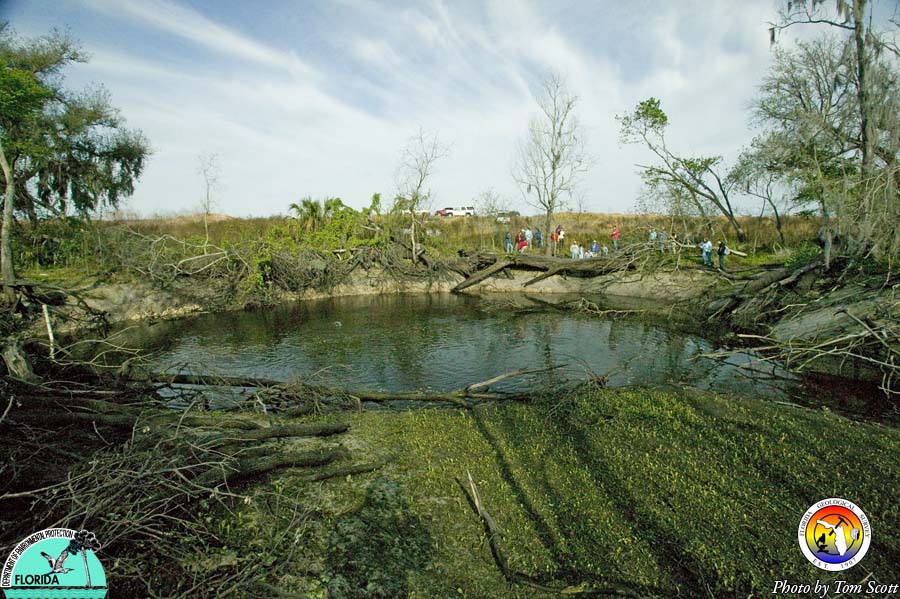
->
[[442, 206, 475, 217]]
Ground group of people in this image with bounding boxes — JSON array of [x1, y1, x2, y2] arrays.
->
[[698, 238, 730, 269], [549, 224, 619, 257], [569, 239, 609, 259], [647, 228, 675, 253], [505, 224, 621, 258], [505, 228, 544, 253], [503, 224, 732, 269]]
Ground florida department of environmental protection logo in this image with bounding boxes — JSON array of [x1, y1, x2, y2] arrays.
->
[[798, 498, 871, 571], [1, 529, 106, 599]]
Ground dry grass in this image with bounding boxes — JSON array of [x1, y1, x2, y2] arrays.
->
[[104, 211, 820, 259]]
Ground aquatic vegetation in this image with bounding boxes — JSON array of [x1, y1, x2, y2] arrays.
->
[[219, 387, 899, 597]]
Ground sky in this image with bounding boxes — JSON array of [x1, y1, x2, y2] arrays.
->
[[0, 0, 850, 217]]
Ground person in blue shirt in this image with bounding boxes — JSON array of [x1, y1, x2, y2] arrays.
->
[[535, 229, 542, 248], [591, 240, 600, 255], [505, 232, 513, 254]]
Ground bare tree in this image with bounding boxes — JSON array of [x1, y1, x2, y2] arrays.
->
[[513, 73, 589, 256], [475, 189, 508, 250], [197, 152, 221, 254], [395, 127, 448, 263]]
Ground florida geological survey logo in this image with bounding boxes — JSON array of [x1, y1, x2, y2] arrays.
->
[[1, 529, 107, 599], [798, 498, 871, 571]]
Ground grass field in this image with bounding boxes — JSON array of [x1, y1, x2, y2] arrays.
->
[[215, 388, 900, 598], [125, 211, 818, 255]]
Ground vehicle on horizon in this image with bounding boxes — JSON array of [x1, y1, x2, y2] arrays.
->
[[436, 206, 475, 217], [495, 210, 520, 223]]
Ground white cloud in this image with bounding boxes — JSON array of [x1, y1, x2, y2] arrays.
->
[[83, 0, 311, 75], [47, 0, 787, 217]]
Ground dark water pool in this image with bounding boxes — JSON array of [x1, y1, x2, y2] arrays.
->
[[121, 293, 821, 402]]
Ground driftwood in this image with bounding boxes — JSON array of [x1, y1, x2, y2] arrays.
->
[[129, 366, 566, 410], [452, 259, 512, 292], [452, 253, 633, 293], [135, 372, 285, 388]]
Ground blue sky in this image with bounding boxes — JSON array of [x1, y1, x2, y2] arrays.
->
[[0, 0, 831, 217]]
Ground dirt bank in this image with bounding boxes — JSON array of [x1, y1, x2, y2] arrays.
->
[[524, 269, 717, 301], [68, 266, 720, 330]]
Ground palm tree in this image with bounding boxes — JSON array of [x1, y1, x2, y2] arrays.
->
[[289, 197, 324, 232], [323, 196, 344, 219]]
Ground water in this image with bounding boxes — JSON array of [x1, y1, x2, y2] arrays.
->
[[125, 293, 808, 401]]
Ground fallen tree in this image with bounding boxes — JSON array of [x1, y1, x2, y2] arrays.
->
[[133, 365, 567, 410], [451, 252, 636, 293], [704, 253, 899, 397], [0, 361, 586, 596], [0, 375, 377, 598]]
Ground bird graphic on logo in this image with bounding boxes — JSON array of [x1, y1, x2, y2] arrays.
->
[[40, 549, 74, 575]]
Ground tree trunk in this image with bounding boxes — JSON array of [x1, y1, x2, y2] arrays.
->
[[2, 340, 37, 382], [853, 0, 872, 188], [0, 140, 16, 304], [768, 198, 785, 246], [725, 211, 747, 243], [544, 210, 552, 256], [409, 210, 418, 264], [822, 204, 832, 270]]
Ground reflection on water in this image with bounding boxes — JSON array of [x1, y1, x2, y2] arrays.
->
[[127, 293, 804, 402]]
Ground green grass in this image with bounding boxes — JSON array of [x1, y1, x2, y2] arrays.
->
[[217, 388, 900, 598]]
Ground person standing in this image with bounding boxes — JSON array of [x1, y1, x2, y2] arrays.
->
[[649, 228, 657, 246], [591, 240, 600, 255], [699, 238, 712, 266], [505, 232, 513, 254], [658, 229, 667, 252], [611, 225, 620, 251], [558, 227, 566, 254], [570, 240, 579, 260], [717, 240, 729, 270], [535, 229, 542, 249], [525, 228, 533, 247]]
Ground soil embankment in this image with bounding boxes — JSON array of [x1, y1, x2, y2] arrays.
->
[[35, 252, 895, 394], [70, 259, 720, 329]]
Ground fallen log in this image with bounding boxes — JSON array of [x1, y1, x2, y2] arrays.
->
[[740, 256, 823, 295], [221, 421, 349, 442], [136, 372, 285, 388], [195, 446, 348, 487], [123, 365, 566, 411], [452, 259, 512, 292], [522, 267, 565, 287], [453, 253, 633, 293]]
